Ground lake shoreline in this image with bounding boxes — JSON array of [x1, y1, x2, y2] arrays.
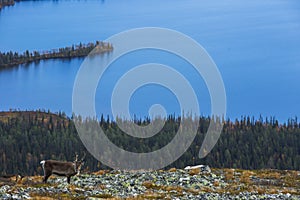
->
[[0, 41, 113, 69], [0, 0, 16, 10]]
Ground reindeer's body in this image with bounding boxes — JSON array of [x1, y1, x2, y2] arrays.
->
[[40, 154, 85, 184]]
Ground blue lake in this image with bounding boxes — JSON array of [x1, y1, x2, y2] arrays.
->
[[0, 0, 300, 122]]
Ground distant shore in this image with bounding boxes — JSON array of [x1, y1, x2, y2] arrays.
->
[[0, 0, 16, 10], [0, 41, 113, 68]]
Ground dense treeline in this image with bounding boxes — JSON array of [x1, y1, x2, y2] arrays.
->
[[0, 111, 300, 175], [0, 111, 94, 175], [0, 0, 15, 10], [0, 0, 105, 10], [0, 41, 113, 68]]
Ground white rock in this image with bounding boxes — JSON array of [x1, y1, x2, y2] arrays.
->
[[184, 165, 205, 170], [179, 177, 190, 182], [184, 165, 211, 173]]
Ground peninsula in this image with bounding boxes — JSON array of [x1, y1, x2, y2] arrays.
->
[[0, 0, 15, 10], [0, 41, 113, 68]]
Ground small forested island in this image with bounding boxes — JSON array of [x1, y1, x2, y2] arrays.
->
[[0, 41, 113, 68], [0, 0, 16, 10]]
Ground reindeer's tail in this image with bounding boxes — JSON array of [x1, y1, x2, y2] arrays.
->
[[40, 160, 45, 169]]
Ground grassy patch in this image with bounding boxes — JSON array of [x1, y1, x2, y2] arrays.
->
[[30, 192, 86, 200], [223, 168, 235, 182]]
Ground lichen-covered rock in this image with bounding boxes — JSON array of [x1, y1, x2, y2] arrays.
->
[[1, 167, 299, 199]]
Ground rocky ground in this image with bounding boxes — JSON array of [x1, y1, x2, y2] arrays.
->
[[1, 166, 300, 199]]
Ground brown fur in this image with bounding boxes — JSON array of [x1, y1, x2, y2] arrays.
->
[[40, 156, 84, 184]]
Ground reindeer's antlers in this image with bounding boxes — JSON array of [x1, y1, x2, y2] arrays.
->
[[81, 152, 86, 161], [75, 152, 79, 162]]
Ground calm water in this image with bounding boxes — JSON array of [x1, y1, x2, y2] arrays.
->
[[0, 0, 300, 121]]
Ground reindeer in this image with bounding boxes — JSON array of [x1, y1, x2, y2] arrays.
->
[[40, 153, 85, 184]]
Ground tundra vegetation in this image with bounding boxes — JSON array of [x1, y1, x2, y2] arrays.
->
[[0, 166, 300, 199]]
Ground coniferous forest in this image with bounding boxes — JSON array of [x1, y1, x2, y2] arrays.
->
[[0, 0, 15, 10], [0, 111, 299, 176], [0, 41, 113, 68]]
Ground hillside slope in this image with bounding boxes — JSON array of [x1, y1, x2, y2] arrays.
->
[[0, 167, 299, 199]]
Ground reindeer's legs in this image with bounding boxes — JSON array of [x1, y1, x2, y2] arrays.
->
[[67, 176, 71, 184], [43, 173, 51, 183]]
